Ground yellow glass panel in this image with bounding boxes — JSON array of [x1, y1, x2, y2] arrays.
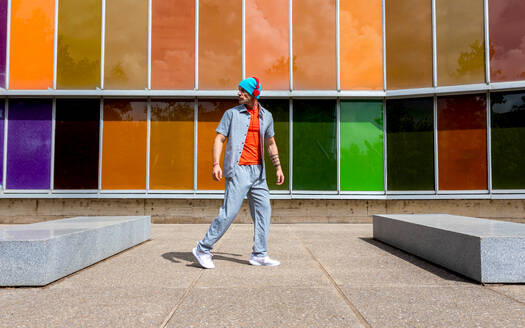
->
[[340, 0, 383, 90], [199, 0, 241, 89], [293, 0, 336, 90], [104, 0, 148, 89], [436, 0, 485, 86], [385, 0, 432, 89], [246, 0, 289, 90], [10, 0, 54, 89], [197, 100, 237, 190], [150, 100, 194, 190], [57, 0, 101, 89], [102, 100, 147, 189]]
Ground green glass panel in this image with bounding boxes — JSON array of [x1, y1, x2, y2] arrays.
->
[[56, 0, 101, 89], [491, 91, 525, 189], [386, 98, 434, 190], [293, 100, 337, 190], [261, 99, 289, 190], [340, 100, 384, 191]]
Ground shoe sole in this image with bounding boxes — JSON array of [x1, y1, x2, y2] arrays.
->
[[249, 259, 280, 266], [192, 248, 214, 269]]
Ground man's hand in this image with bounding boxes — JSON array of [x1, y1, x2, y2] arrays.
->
[[211, 133, 226, 181], [212, 164, 223, 181], [275, 167, 285, 185]]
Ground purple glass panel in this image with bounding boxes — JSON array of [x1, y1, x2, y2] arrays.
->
[[0, 101, 4, 185], [7, 99, 52, 189], [0, 1, 5, 87]]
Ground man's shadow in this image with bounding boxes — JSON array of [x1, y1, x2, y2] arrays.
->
[[162, 251, 250, 267]]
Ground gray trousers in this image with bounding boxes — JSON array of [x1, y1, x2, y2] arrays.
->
[[197, 165, 271, 257]]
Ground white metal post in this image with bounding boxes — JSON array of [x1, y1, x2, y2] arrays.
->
[[3, 99, 8, 191], [53, 0, 59, 90], [486, 91, 492, 192], [336, 0, 340, 91], [146, 97, 151, 192], [483, 0, 490, 84], [100, 0, 106, 89], [195, 0, 199, 90], [50, 98, 56, 193], [432, 0, 437, 87], [434, 95, 439, 192], [242, 0, 245, 79], [98, 98, 104, 193], [147, 0, 152, 90]]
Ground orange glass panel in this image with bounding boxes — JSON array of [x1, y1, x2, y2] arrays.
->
[[385, 0, 432, 89], [293, 0, 336, 90], [340, 0, 383, 90], [102, 99, 147, 189], [151, 0, 195, 89], [246, 0, 288, 90], [436, 0, 485, 86], [104, 0, 148, 89], [150, 100, 194, 190], [10, 0, 54, 89], [438, 94, 487, 190], [197, 99, 237, 190], [199, 0, 241, 89]]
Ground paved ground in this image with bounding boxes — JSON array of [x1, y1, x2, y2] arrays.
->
[[1, 224, 524, 327]]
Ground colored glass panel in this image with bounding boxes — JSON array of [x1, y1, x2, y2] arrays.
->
[[340, 0, 383, 90], [438, 95, 487, 190], [151, 0, 195, 89], [489, 0, 525, 82], [340, 100, 384, 191], [10, 0, 54, 89], [199, 0, 241, 90], [102, 100, 147, 189], [261, 99, 289, 190], [293, 100, 336, 190], [6, 99, 52, 189], [0, 101, 4, 185], [246, 0, 289, 90], [56, 0, 101, 89], [436, 0, 485, 86], [54, 99, 100, 189], [385, 0, 432, 89], [197, 99, 238, 190], [491, 91, 525, 189], [0, 1, 7, 87], [293, 0, 336, 90], [386, 98, 434, 190], [104, 0, 148, 89], [150, 100, 194, 190]]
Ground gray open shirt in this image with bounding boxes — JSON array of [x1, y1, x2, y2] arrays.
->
[[216, 104, 275, 179]]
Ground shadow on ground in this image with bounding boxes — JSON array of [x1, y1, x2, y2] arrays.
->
[[360, 237, 476, 284], [162, 251, 250, 266]]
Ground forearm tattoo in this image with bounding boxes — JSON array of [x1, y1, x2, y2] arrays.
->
[[270, 154, 281, 168]]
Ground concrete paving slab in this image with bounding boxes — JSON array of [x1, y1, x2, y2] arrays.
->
[[1, 223, 524, 327], [488, 285, 525, 304], [0, 286, 184, 328], [166, 287, 364, 328], [340, 285, 525, 327]]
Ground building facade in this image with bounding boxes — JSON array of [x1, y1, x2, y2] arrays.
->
[[1, 0, 525, 223]]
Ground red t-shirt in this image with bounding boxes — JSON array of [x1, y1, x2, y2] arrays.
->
[[238, 105, 262, 165]]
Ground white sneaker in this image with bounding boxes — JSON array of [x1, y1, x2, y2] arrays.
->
[[249, 255, 280, 266], [192, 247, 215, 269]]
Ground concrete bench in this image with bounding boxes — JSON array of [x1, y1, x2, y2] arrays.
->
[[0, 216, 151, 286], [373, 214, 525, 283]]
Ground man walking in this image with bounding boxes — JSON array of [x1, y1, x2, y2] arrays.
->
[[192, 77, 284, 269]]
